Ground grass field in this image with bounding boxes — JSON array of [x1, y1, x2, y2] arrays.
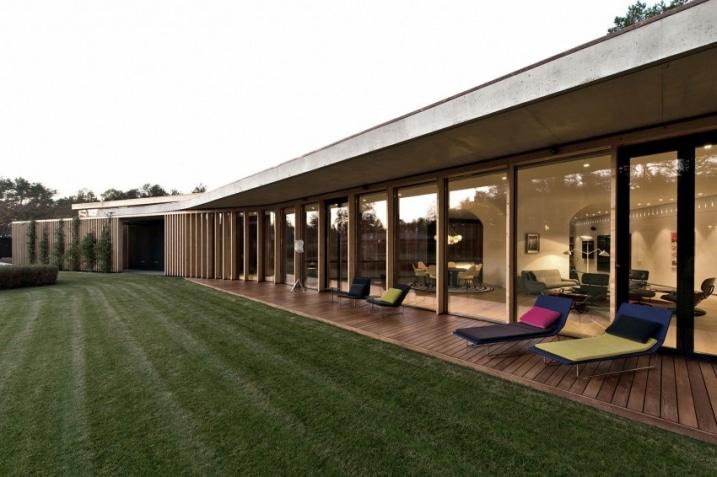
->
[[2, 272, 717, 476]]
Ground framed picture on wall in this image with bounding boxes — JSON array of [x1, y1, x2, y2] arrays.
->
[[526, 233, 540, 254]]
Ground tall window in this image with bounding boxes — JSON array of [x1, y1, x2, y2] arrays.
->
[[283, 208, 295, 285], [517, 154, 611, 335], [447, 173, 507, 321], [326, 199, 348, 290], [236, 212, 244, 278], [357, 192, 387, 294], [398, 184, 437, 311], [247, 213, 258, 280], [304, 204, 319, 290], [264, 211, 275, 282]]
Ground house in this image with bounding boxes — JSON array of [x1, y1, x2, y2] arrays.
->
[[11, 0, 717, 361]]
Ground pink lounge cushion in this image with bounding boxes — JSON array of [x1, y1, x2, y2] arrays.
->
[[519, 306, 562, 329]]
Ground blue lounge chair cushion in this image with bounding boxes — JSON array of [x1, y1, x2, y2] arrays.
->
[[605, 314, 661, 343], [348, 283, 366, 297]]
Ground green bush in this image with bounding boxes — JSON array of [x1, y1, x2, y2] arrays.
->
[[0, 265, 59, 290]]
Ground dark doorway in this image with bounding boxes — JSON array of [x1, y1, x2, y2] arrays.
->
[[126, 219, 164, 271]]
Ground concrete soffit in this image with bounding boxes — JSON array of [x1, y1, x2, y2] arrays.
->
[[102, 0, 717, 217]]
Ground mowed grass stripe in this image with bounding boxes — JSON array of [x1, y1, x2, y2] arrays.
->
[[2, 272, 717, 475], [78, 280, 217, 475], [103, 277, 383, 473]]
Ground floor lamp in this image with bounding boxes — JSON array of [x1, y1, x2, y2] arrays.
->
[[580, 235, 609, 272], [291, 239, 305, 292]]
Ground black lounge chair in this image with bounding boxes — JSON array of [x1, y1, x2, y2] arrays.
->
[[453, 295, 572, 353], [336, 277, 371, 307], [529, 303, 672, 378], [660, 277, 715, 316], [367, 283, 411, 315]]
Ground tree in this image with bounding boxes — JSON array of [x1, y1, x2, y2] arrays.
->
[[96, 219, 113, 273], [608, 0, 690, 33], [66, 216, 81, 271], [81, 230, 97, 271], [27, 218, 37, 264], [52, 219, 66, 270], [192, 183, 207, 193], [39, 225, 50, 265]]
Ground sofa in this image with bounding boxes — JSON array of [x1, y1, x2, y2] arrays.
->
[[575, 272, 609, 302], [521, 269, 579, 294]]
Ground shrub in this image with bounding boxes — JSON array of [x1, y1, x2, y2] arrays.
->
[[0, 265, 59, 290], [81, 230, 97, 271]]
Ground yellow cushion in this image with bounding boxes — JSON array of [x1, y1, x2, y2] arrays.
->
[[534, 334, 657, 362], [380, 288, 403, 304]]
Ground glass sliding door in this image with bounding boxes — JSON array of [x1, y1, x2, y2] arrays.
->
[[236, 212, 244, 279], [357, 192, 387, 295], [447, 172, 507, 320], [693, 143, 717, 356], [247, 213, 258, 280], [304, 204, 319, 290], [283, 208, 295, 286], [263, 211, 275, 282], [397, 184, 437, 310], [517, 154, 611, 334], [326, 199, 349, 290], [628, 151, 678, 349]]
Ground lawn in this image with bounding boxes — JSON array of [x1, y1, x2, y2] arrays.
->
[[1, 272, 717, 476]]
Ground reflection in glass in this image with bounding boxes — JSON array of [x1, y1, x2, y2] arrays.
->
[[517, 154, 611, 335], [357, 193, 387, 295], [447, 173, 507, 321], [303, 204, 319, 290], [398, 184, 437, 311], [264, 211, 275, 281], [284, 209, 295, 284], [327, 200, 349, 290]]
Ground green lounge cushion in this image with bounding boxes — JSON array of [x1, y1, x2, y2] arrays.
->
[[534, 334, 657, 362], [380, 287, 403, 304], [606, 314, 662, 343]]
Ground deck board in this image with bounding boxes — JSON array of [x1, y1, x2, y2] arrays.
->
[[191, 278, 717, 444]]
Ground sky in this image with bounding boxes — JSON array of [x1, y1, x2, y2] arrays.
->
[[1, 0, 635, 199]]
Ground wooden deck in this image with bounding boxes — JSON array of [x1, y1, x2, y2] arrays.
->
[[190, 279, 717, 444]]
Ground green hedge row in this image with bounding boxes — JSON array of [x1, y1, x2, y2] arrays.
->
[[0, 265, 59, 290]]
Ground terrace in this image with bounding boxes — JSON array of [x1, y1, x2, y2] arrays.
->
[[191, 278, 717, 445]]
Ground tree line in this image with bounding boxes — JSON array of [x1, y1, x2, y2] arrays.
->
[[0, 177, 206, 237]]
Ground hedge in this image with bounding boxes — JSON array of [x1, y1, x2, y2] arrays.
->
[[0, 265, 59, 290]]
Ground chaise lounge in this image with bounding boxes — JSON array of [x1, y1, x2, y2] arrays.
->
[[529, 303, 672, 378], [367, 283, 412, 315], [453, 294, 573, 353]]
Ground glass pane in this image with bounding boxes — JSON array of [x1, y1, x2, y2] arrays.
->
[[629, 151, 678, 349], [284, 209, 295, 283], [264, 211, 275, 281], [327, 200, 349, 290], [693, 144, 717, 355], [447, 172, 507, 320], [236, 212, 244, 277], [303, 204, 319, 290], [517, 154, 611, 335], [398, 184, 437, 311], [247, 213, 258, 279], [357, 192, 387, 295]]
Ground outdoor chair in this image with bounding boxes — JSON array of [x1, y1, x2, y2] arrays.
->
[[453, 294, 572, 354], [660, 277, 715, 316], [529, 303, 673, 378], [336, 276, 371, 307], [367, 283, 411, 315]]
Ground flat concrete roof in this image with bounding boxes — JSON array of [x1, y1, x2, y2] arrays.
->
[[98, 0, 717, 218]]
